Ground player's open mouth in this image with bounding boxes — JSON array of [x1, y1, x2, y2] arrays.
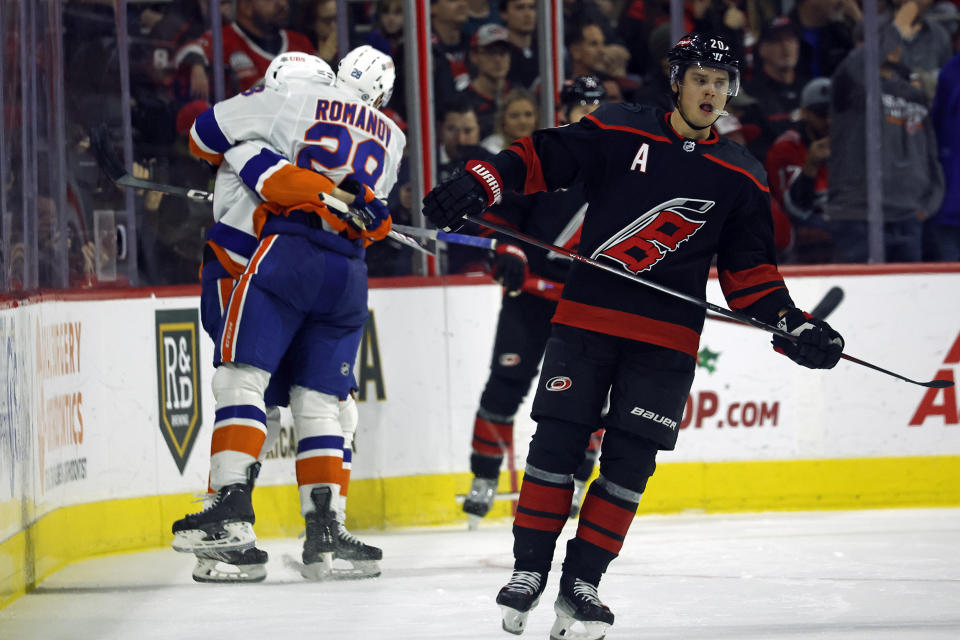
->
[[700, 103, 713, 114]]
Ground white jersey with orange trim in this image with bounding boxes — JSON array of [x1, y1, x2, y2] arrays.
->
[[191, 83, 404, 276], [190, 82, 405, 201]]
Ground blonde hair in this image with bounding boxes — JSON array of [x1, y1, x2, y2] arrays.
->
[[494, 89, 539, 140]]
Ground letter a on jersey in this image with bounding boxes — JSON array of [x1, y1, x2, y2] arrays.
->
[[591, 198, 715, 274]]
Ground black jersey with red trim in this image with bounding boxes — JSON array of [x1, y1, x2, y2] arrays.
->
[[485, 103, 794, 358], [480, 185, 587, 299]]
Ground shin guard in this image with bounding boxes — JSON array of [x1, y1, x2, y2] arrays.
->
[[291, 386, 344, 517], [210, 364, 270, 490]]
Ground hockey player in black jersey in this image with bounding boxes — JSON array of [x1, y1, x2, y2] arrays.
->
[[462, 76, 608, 526], [423, 33, 844, 640]]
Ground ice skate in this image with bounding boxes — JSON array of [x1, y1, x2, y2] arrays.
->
[[192, 546, 268, 583], [549, 574, 614, 640], [171, 483, 256, 554], [569, 479, 588, 519], [495, 569, 547, 635], [332, 521, 382, 579], [300, 486, 337, 580], [463, 476, 497, 529]]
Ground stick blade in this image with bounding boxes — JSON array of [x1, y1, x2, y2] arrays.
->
[[925, 379, 955, 389], [810, 286, 844, 320]]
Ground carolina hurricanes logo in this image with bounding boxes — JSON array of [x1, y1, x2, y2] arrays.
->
[[499, 353, 521, 366], [591, 198, 715, 274], [546, 376, 572, 391]]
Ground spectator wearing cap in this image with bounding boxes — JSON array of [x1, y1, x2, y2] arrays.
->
[[789, 0, 856, 79], [744, 17, 809, 151], [501, 0, 540, 89], [924, 51, 960, 261], [481, 89, 539, 154], [465, 24, 514, 139], [765, 77, 835, 264], [827, 3, 944, 263]]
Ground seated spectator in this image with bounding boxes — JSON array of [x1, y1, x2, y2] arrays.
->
[[437, 97, 491, 184], [714, 113, 762, 147], [632, 24, 674, 111], [744, 17, 809, 159], [299, 0, 339, 66], [827, 6, 944, 263], [464, 0, 502, 37], [501, 0, 539, 89], [599, 43, 642, 102], [789, 0, 856, 79], [367, 0, 404, 58], [174, 0, 313, 100], [924, 51, 960, 261], [466, 24, 514, 139], [765, 77, 835, 264], [567, 14, 607, 78], [482, 89, 539, 153], [432, 0, 471, 92]]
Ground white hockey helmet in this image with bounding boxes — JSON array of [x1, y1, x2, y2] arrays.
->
[[264, 53, 335, 91], [336, 45, 396, 108]]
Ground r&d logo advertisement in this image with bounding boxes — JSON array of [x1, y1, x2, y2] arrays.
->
[[155, 309, 202, 473]]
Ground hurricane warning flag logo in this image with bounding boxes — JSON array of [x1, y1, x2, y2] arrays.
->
[[155, 309, 203, 473]]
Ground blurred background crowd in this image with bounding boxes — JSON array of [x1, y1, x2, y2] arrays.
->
[[1, 0, 959, 292]]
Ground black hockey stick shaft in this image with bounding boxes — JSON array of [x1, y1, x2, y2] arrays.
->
[[707, 284, 843, 326], [465, 215, 952, 389]]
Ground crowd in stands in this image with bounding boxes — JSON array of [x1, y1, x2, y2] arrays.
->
[[4, 0, 960, 290]]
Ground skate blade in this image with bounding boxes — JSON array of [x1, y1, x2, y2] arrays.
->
[[172, 522, 256, 553], [191, 557, 266, 583], [548, 612, 610, 640], [330, 558, 381, 579], [499, 602, 537, 636], [467, 514, 483, 531]]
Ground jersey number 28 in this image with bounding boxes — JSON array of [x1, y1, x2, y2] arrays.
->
[[297, 121, 386, 189]]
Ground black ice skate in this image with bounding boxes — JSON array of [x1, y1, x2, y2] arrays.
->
[[463, 476, 497, 529], [549, 574, 614, 640], [496, 569, 547, 635], [300, 486, 337, 581], [171, 465, 260, 554], [192, 546, 268, 583], [333, 522, 382, 579]]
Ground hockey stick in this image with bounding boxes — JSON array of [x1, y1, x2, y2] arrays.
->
[[707, 285, 844, 326], [465, 215, 952, 389], [392, 224, 498, 250], [88, 126, 433, 255]]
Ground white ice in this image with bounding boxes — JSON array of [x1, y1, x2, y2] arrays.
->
[[2, 508, 959, 640]]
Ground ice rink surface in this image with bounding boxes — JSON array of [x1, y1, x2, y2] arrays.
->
[[2, 507, 959, 640]]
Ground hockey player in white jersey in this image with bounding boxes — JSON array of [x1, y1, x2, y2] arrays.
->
[[172, 48, 404, 581]]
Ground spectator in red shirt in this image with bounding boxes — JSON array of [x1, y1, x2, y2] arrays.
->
[[175, 0, 313, 100], [765, 77, 834, 263]]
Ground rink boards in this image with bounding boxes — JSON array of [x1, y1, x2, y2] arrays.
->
[[2, 265, 960, 607]]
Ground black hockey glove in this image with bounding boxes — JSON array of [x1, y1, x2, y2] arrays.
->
[[771, 307, 844, 369], [492, 244, 528, 295], [422, 160, 503, 232]]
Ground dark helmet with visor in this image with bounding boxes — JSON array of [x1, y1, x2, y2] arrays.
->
[[668, 33, 741, 97]]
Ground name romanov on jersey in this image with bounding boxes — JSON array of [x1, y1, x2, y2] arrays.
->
[[314, 98, 393, 146]]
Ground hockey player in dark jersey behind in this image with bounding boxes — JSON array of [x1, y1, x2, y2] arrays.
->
[[462, 76, 607, 527], [422, 33, 844, 640]]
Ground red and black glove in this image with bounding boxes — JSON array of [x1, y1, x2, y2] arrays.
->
[[422, 160, 503, 232], [492, 244, 528, 295], [771, 307, 844, 369]]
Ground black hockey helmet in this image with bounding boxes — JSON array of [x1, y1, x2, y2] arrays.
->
[[560, 75, 606, 108], [668, 33, 741, 96]]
